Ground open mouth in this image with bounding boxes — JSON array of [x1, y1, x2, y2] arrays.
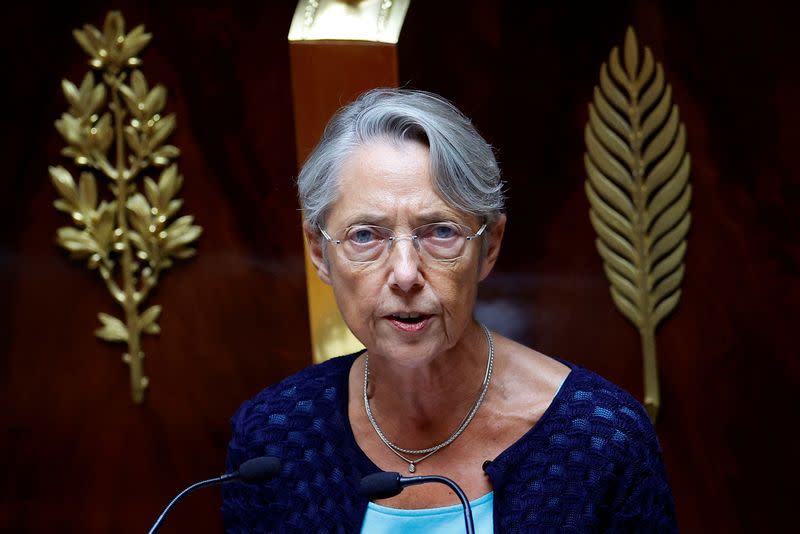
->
[[387, 313, 432, 332], [390, 313, 428, 324]]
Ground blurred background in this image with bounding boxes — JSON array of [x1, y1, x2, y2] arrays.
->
[[1, 1, 798, 531]]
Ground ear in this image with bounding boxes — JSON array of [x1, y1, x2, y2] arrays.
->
[[478, 214, 506, 282], [304, 221, 333, 285]]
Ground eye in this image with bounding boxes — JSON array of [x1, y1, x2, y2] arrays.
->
[[347, 226, 382, 245], [433, 224, 456, 238], [423, 223, 461, 240]]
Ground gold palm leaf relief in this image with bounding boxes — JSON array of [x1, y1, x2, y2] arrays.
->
[[584, 26, 691, 422]]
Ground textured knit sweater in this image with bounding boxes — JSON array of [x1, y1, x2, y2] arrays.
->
[[222, 353, 677, 533]]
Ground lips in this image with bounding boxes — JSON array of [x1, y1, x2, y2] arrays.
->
[[385, 312, 432, 332]]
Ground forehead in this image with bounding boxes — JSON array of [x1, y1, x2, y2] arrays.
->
[[327, 139, 463, 227]]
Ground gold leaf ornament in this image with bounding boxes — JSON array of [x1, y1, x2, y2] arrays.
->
[[96, 312, 129, 342], [52, 11, 200, 404], [584, 27, 692, 422], [72, 11, 152, 73], [55, 73, 115, 171], [119, 71, 179, 169]]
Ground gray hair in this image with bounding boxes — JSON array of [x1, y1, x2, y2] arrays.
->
[[296, 88, 505, 231]]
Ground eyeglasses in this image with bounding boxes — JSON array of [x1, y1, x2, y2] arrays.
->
[[319, 221, 487, 263]]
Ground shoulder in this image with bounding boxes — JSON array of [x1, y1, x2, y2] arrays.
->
[[493, 333, 656, 456], [488, 352, 675, 529], [223, 352, 369, 531], [556, 362, 657, 450], [491, 335, 657, 455], [241, 352, 356, 411], [491, 361, 676, 531], [527, 360, 668, 490], [554, 364, 676, 529], [499, 349, 662, 466], [492, 335, 572, 420], [227, 352, 360, 459]]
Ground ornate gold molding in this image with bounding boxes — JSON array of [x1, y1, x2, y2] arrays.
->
[[51, 11, 201, 404], [288, 0, 411, 43], [584, 27, 691, 422]]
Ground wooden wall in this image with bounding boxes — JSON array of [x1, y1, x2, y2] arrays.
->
[[1, 1, 797, 532]]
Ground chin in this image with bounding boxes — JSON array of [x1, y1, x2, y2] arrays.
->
[[365, 323, 449, 366]]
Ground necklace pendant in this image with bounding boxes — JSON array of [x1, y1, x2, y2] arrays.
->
[[408, 463, 416, 473]]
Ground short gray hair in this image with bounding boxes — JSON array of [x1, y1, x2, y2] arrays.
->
[[296, 88, 505, 231]]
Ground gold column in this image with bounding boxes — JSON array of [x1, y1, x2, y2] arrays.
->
[[288, 0, 411, 362]]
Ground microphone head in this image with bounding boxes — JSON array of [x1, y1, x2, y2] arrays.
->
[[359, 471, 403, 500], [238, 456, 281, 483]]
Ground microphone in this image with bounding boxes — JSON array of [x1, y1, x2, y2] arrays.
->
[[359, 471, 475, 534], [148, 456, 280, 534]]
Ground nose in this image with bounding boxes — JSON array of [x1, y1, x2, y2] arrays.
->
[[386, 238, 424, 293]]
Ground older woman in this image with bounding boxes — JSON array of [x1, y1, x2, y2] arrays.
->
[[223, 89, 676, 532]]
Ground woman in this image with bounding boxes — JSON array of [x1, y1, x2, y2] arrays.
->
[[223, 89, 676, 532]]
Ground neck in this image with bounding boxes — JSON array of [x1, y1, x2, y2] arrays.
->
[[364, 321, 490, 442]]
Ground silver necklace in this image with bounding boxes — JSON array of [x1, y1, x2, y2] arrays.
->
[[363, 323, 494, 473]]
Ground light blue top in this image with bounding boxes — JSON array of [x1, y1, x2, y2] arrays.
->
[[361, 491, 494, 533]]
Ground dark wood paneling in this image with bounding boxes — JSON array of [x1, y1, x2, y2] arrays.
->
[[1, 2, 305, 532], [398, 2, 799, 532], [1, 1, 797, 532]]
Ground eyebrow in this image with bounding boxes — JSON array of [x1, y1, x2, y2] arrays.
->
[[341, 210, 468, 229], [342, 213, 393, 228], [414, 211, 464, 225]]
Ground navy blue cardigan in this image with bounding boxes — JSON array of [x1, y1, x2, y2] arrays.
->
[[223, 353, 677, 533]]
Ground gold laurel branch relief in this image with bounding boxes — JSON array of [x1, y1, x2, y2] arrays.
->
[[51, 11, 202, 404], [584, 26, 691, 422]]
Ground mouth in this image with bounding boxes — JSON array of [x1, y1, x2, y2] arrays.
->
[[385, 312, 432, 332]]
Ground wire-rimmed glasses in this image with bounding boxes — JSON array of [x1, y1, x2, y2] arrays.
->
[[319, 221, 487, 263]]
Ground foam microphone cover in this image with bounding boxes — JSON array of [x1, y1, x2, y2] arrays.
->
[[360, 471, 403, 499], [238, 456, 281, 483]]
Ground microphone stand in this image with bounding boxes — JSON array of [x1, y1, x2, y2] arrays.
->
[[148, 456, 279, 534], [400, 475, 475, 534], [360, 472, 475, 534], [148, 473, 236, 534]]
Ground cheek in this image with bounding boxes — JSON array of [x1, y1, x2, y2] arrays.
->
[[429, 263, 479, 316], [330, 265, 382, 329]]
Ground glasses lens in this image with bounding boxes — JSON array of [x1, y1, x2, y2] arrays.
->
[[342, 225, 389, 262], [416, 222, 468, 260], [335, 222, 477, 263]]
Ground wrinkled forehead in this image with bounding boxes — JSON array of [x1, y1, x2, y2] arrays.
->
[[327, 139, 472, 228]]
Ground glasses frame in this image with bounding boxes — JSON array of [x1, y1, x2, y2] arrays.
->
[[318, 221, 487, 263]]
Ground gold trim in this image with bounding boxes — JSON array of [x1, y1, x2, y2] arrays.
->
[[288, 0, 411, 43], [303, 237, 364, 363]]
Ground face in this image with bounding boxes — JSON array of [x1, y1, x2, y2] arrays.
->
[[306, 139, 505, 366]]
